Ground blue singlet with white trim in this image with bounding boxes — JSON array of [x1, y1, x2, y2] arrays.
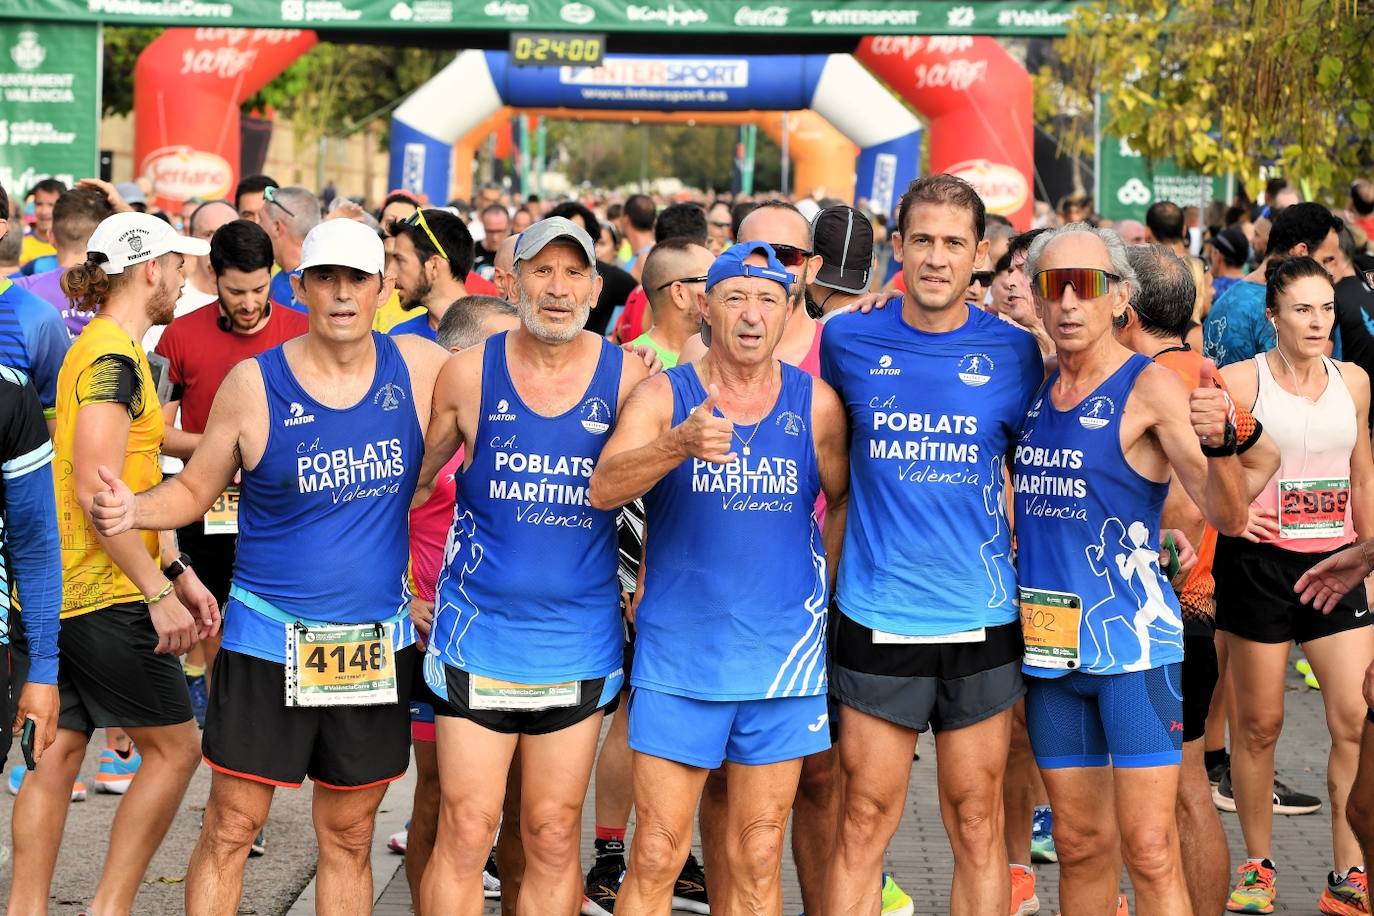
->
[[633, 362, 826, 701], [225, 332, 421, 664], [1013, 354, 1184, 677], [820, 302, 1043, 636], [425, 332, 624, 687]]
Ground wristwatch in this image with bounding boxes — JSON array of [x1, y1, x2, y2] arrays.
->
[[1200, 421, 1238, 457], [162, 553, 193, 582]]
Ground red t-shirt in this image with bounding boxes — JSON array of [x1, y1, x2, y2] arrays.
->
[[466, 273, 500, 297], [155, 302, 309, 433]]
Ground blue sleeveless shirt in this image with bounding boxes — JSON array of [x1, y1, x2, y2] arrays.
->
[[1013, 354, 1184, 677], [425, 333, 624, 686], [820, 303, 1043, 636], [224, 332, 422, 664], [633, 363, 826, 701]]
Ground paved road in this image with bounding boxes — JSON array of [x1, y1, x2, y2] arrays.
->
[[0, 650, 1348, 914]]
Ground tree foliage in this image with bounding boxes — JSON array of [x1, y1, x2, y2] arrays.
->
[[101, 27, 162, 117], [546, 120, 783, 193], [245, 43, 450, 151], [1039, 0, 1374, 199]]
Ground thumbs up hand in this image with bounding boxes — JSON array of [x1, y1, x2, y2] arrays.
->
[[90, 465, 137, 536], [672, 384, 737, 465], [1190, 359, 1235, 449]]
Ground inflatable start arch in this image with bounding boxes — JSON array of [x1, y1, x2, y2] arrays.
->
[[389, 50, 923, 214]]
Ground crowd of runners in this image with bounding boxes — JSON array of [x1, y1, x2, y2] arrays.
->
[[0, 164, 1371, 916]]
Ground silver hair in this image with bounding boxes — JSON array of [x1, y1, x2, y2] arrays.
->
[[1024, 221, 1138, 300], [1125, 244, 1196, 338], [264, 186, 321, 241]]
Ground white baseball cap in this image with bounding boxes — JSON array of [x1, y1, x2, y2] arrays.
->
[[86, 212, 209, 274], [297, 218, 385, 275]]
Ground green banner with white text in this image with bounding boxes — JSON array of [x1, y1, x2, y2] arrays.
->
[[0, 22, 101, 197], [0, 0, 1075, 34]]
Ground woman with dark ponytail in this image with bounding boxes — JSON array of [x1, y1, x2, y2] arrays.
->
[[1214, 255, 1374, 913]]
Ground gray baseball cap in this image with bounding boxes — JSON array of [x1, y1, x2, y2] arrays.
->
[[514, 216, 596, 267]]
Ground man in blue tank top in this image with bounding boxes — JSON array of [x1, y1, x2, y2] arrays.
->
[[588, 241, 849, 914], [412, 216, 648, 916], [90, 218, 450, 916], [821, 175, 1044, 916], [1013, 223, 1274, 915]]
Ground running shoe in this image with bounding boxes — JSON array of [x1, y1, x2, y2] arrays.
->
[[672, 853, 709, 914], [249, 829, 266, 858], [484, 849, 501, 899], [1030, 805, 1057, 863], [6, 765, 87, 801], [1227, 859, 1278, 914], [94, 746, 141, 795], [581, 853, 624, 915], [1009, 864, 1039, 915], [1295, 659, 1321, 690], [1318, 866, 1368, 916], [1208, 756, 1230, 787], [881, 872, 914, 916], [186, 673, 209, 728], [387, 821, 409, 855], [1212, 767, 1322, 815]]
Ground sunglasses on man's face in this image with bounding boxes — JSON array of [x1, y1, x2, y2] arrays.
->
[[655, 275, 709, 292], [768, 243, 812, 268], [970, 270, 994, 287], [1033, 267, 1121, 301]]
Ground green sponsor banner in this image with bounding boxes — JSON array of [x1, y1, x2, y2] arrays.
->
[[1096, 95, 1216, 222], [0, 0, 1077, 34], [0, 22, 100, 196]]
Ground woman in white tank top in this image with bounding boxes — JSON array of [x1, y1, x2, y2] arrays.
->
[[1215, 257, 1374, 912]]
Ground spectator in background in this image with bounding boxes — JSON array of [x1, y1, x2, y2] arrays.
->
[[1116, 219, 1148, 245], [0, 197, 23, 276], [1056, 191, 1092, 225], [706, 200, 733, 254], [0, 181, 69, 423], [631, 238, 713, 368], [809, 204, 874, 319], [1209, 226, 1250, 302], [1254, 177, 1289, 219], [610, 203, 708, 343], [622, 193, 657, 279], [472, 204, 510, 280], [116, 184, 148, 214], [1146, 200, 1189, 258], [512, 207, 534, 234], [984, 214, 1015, 268], [257, 185, 321, 313], [378, 190, 420, 234], [1349, 179, 1374, 242], [545, 201, 637, 337], [233, 174, 277, 223], [1204, 201, 1342, 366], [13, 183, 118, 336], [19, 178, 65, 269], [1331, 223, 1374, 384], [387, 209, 477, 342]]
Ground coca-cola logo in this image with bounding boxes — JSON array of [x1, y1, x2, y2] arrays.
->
[[946, 159, 1028, 215], [141, 146, 233, 204], [734, 4, 788, 26]]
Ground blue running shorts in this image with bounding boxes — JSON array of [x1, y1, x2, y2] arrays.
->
[[627, 687, 830, 769], [1025, 663, 1184, 769]]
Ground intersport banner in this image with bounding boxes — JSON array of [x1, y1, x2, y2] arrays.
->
[[0, 22, 100, 197], [1, 0, 1076, 34]]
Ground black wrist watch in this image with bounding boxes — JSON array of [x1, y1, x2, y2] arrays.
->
[[162, 553, 193, 582], [1200, 421, 1238, 457]]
